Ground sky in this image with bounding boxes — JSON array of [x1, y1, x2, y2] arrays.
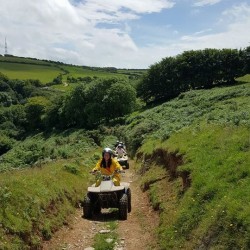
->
[[0, 0, 250, 69]]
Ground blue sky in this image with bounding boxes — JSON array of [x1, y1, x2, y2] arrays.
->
[[0, 0, 250, 68]]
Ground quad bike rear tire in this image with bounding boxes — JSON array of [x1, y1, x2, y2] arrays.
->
[[83, 194, 92, 219], [119, 193, 128, 220]]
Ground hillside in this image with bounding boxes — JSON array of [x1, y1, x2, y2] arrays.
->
[[0, 55, 249, 248], [122, 76, 250, 249], [124, 75, 250, 155]]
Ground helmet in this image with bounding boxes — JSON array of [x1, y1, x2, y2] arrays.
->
[[118, 144, 123, 148], [102, 147, 113, 157]]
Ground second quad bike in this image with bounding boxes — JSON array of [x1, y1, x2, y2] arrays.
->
[[82, 170, 131, 220], [114, 153, 129, 169]]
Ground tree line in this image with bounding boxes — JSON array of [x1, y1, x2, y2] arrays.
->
[[136, 47, 250, 104]]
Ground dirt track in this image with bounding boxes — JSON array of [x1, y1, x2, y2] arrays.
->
[[42, 164, 159, 249]]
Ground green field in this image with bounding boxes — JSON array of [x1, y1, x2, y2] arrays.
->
[[0, 56, 140, 85], [0, 62, 63, 84], [61, 65, 128, 79], [0, 55, 53, 65]]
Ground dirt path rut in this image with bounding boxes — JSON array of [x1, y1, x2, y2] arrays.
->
[[42, 164, 159, 249]]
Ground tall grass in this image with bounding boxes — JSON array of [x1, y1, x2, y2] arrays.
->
[[0, 129, 97, 171], [0, 155, 98, 249], [125, 80, 250, 155]]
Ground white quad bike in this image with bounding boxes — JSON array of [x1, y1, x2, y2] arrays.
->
[[82, 170, 131, 220], [114, 153, 129, 169]]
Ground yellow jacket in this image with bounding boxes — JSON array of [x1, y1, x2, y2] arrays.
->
[[92, 158, 123, 181]]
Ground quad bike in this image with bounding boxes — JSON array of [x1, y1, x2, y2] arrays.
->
[[114, 153, 129, 169], [82, 170, 131, 220]]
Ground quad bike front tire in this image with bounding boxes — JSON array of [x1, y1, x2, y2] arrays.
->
[[119, 193, 128, 220], [83, 193, 92, 219], [93, 200, 101, 214], [126, 162, 129, 169], [127, 188, 132, 213]]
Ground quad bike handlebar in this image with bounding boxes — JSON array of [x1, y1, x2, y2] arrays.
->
[[114, 152, 127, 156], [90, 169, 125, 175]]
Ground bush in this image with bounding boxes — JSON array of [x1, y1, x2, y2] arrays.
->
[[0, 135, 14, 155]]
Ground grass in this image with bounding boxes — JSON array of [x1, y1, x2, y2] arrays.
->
[[237, 74, 250, 82], [125, 75, 250, 249], [0, 125, 107, 249], [0, 56, 141, 87], [0, 55, 53, 65], [0, 129, 98, 171], [0, 62, 62, 84], [61, 65, 128, 79], [125, 78, 250, 156], [92, 221, 119, 250], [137, 123, 250, 249], [0, 156, 96, 249], [50, 82, 78, 91]]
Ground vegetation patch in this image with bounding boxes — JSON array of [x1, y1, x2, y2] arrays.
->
[[1, 54, 250, 249], [137, 123, 250, 249], [92, 221, 119, 250], [0, 127, 101, 249], [0, 150, 99, 249], [0, 129, 97, 171], [125, 80, 250, 156]]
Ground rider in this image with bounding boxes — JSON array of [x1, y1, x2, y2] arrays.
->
[[114, 140, 126, 150], [114, 140, 120, 148], [119, 141, 126, 150], [91, 148, 123, 186], [115, 143, 127, 157]]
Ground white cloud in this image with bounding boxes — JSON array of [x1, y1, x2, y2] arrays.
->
[[0, 0, 175, 68], [0, 0, 249, 69], [193, 0, 222, 7], [77, 0, 175, 15]]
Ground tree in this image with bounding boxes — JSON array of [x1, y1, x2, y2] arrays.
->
[[25, 96, 50, 129], [137, 47, 247, 104], [219, 49, 244, 83], [59, 78, 137, 129], [83, 78, 120, 127], [242, 46, 250, 74], [43, 95, 65, 129], [60, 84, 88, 128], [103, 82, 136, 121], [137, 57, 184, 104]]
